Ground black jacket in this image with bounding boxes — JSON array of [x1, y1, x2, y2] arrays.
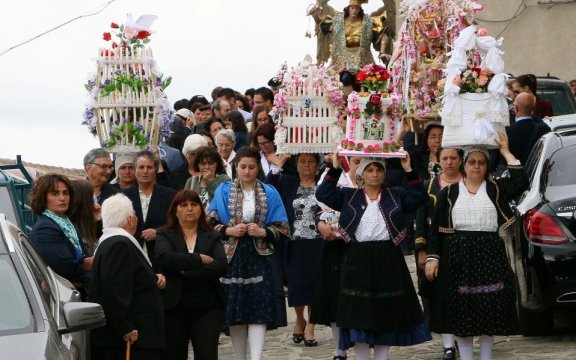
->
[[124, 185, 176, 270], [90, 234, 165, 350], [155, 228, 228, 310], [427, 165, 529, 259]]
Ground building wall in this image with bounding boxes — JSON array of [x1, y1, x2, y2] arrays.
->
[[476, 0, 576, 81]]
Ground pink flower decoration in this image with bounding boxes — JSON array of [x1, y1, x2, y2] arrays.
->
[[452, 76, 462, 85], [477, 28, 488, 36]]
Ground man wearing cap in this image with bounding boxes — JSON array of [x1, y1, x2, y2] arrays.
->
[[168, 108, 194, 151], [189, 94, 209, 107]]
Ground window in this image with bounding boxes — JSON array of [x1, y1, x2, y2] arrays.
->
[[0, 255, 34, 335]]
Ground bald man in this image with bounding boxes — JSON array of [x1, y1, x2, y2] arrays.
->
[[506, 92, 551, 165]]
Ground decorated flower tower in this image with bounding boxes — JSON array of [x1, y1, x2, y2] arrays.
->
[[440, 25, 509, 148], [388, 0, 483, 132], [273, 55, 345, 154], [82, 14, 173, 152], [338, 63, 404, 158]]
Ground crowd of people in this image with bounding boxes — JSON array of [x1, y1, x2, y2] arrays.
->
[[26, 70, 553, 360]]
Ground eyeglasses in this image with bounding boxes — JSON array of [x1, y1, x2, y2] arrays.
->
[[429, 134, 443, 139], [217, 143, 233, 148], [91, 162, 114, 170], [258, 140, 273, 147]]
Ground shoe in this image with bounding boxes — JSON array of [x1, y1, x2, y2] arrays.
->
[[333, 356, 347, 360], [443, 346, 456, 360], [292, 320, 306, 344], [303, 337, 318, 347]]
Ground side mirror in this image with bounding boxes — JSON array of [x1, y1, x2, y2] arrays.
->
[[58, 302, 106, 334]]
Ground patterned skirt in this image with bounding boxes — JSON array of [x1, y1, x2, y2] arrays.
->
[[221, 235, 286, 328], [337, 241, 431, 349], [428, 231, 519, 337]]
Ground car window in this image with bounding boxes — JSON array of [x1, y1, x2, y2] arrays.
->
[[546, 147, 576, 187], [0, 255, 34, 335], [538, 87, 576, 116], [524, 138, 545, 184], [18, 234, 58, 317]]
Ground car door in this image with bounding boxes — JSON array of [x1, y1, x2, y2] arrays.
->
[[17, 233, 81, 359]]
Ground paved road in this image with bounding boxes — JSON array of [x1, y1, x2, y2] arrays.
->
[[192, 254, 576, 359]]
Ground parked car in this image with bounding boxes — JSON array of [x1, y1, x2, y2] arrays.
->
[[544, 113, 576, 134], [535, 76, 576, 116], [0, 214, 105, 359], [509, 131, 576, 335]]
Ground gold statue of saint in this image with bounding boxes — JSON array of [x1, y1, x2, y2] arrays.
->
[[308, 0, 396, 70]]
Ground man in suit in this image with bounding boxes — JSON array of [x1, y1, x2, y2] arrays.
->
[[124, 150, 176, 270], [506, 92, 551, 165], [90, 193, 166, 359]]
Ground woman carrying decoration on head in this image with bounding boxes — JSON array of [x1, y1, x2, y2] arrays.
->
[[155, 190, 228, 360], [265, 152, 325, 347], [414, 147, 464, 360], [316, 149, 431, 360], [207, 146, 290, 360], [185, 146, 230, 211], [425, 132, 529, 360], [312, 155, 362, 360], [30, 174, 92, 298]]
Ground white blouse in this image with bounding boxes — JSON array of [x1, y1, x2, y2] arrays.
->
[[355, 195, 391, 242], [242, 189, 256, 223], [452, 181, 498, 232]]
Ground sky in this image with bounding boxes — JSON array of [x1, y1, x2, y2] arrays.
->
[[0, 0, 388, 169]]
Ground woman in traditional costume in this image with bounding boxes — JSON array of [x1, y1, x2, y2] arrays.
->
[[316, 151, 431, 360], [425, 132, 529, 360], [207, 146, 290, 360]]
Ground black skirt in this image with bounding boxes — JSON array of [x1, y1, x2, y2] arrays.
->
[[337, 240, 426, 333], [428, 231, 519, 337], [310, 239, 347, 326]]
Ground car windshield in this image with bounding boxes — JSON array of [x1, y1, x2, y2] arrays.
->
[[0, 255, 34, 335], [538, 86, 576, 116]]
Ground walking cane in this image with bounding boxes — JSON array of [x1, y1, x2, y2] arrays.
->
[[125, 341, 131, 360]]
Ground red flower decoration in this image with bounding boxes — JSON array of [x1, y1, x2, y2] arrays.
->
[[137, 31, 151, 39], [111, 23, 120, 29], [103, 32, 112, 41], [369, 94, 382, 106]]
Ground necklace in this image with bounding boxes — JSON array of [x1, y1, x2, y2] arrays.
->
[[463, 180, 478, 195], [440, 173, 461, 184], [364, 190, 381, 202]]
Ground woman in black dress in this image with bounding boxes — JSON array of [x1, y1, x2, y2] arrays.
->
[[155, 190, 228, 360], [425, 132, 529, 360]]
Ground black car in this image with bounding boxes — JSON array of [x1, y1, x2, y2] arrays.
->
[[510, 131, 576, 335]]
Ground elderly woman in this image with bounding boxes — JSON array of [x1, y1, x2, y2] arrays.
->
[[265, 153, 324, 347], [155, 190, 228, 360], [30, 174, 91, 296], [414, 147, 463, 360], [169, 134, 209, 190], [111, 153, 136, 191], [215, 129, 237, 179], [425, 133, 529, 360], [83, 148, 119, 204], [90, 193, 166, 359], [185, 146, 231, 211], [208, 146, 290, 360], [316, 151, 431, 360]]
